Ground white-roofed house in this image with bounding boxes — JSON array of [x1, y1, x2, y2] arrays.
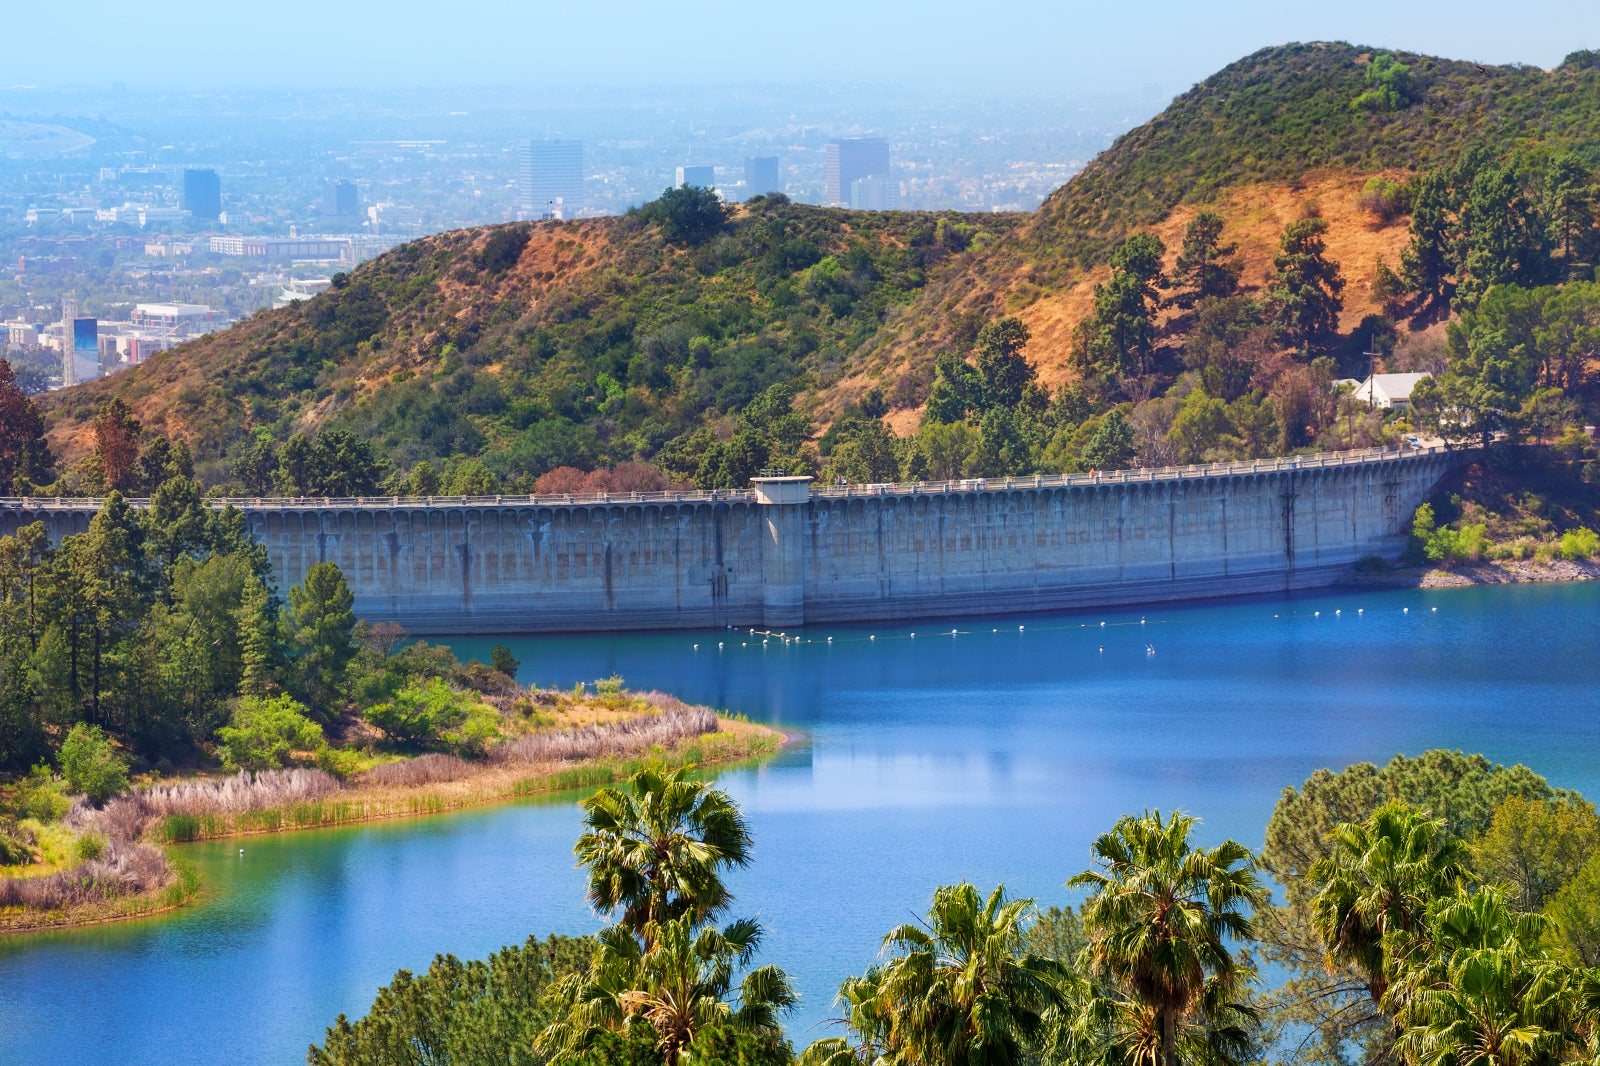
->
[[1353, 372, 1431, 410]]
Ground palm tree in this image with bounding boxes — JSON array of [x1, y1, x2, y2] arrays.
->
[[1068, 810, 1267, 1066], [1309, 801, 1468, 1005], [574, 765, 752, 935], [539, 912, 795, 1066], [803, 882, 1070, 1066], [1391, 886, 1579, 1066]]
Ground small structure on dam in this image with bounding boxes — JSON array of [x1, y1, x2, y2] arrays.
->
[[0, 446, 1458, 634]]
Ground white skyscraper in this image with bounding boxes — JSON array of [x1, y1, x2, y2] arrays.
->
[[519, 140, 585, 220]]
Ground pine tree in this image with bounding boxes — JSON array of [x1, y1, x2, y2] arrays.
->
[[1270, 218, 1345, 352]]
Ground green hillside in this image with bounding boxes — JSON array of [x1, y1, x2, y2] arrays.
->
[[40, 199, 1015, 490], [1034, 42, 1600, 270], [23, 42, 1600, 503]]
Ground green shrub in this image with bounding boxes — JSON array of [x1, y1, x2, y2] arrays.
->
[[595, 674, 626, 702], [0, 820, 34, 865], [14, 764, 69, 822], [315, 746, 366, 780], [72, 832, 106, 863], [488, 644, 520, 678], [215, 695, 326, 771], [57, 724, 130, 804], [1558, 527, 1600, 561], [1424, 522, 1489, 564], [364, 678, 499, 754]]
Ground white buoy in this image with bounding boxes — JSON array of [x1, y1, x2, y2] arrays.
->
[[1100, 621, 1106, 627], [1335, 610, 1340, 616], [1314, 611, 1320, 617], [1140, 617, 1146, 625], [693, 643, 699, 650], [950, 629, 958, 636], [1432, 607, 1437, 612], [1358, 609, 1363, 615], [869, 635, 876, 641], [1018, 625, 1025, 631], [1404, 608, 1410, 614], [1098, 645, 1104, 653], [910, 632, 915, 638], [239, 848, 244, 857], [718, 642, 724, 649], [827, 636, 833, 643]]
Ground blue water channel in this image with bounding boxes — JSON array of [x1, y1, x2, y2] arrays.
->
[[3, 581, 1599, 1065]]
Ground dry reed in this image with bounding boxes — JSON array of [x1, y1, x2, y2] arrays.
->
[[357, 753, 475, 788], [488, 707, 718, 765], [0, 840, 171, 911]]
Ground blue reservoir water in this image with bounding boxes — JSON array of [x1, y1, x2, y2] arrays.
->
[[2, 581, 1598, 1065]]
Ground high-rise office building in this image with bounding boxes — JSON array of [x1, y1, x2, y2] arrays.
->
[[744, 157, 781, 197], [848, 176, 901, 211], [183, 169, 221, 221], [824, 138, 890, 207], [60, 300, 100, 386], [675, 165, 716, 190], [322, 180, 360, 218], [519, 140, 584, 220]]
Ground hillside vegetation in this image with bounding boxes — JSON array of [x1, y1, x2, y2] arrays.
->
[[38, 199, 1012, 490], [20, 42, 1600, 504]]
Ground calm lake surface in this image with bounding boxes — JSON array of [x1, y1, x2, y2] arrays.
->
[[3, 581, 1599, 1065]]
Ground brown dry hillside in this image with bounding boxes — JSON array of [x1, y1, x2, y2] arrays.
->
[[837, 170, 1418, 424]]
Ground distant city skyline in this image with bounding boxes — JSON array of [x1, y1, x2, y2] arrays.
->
[[2, 1, 1593, 95]]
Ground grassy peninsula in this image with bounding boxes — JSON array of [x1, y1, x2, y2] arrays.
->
[[1, 689, 781, 934]]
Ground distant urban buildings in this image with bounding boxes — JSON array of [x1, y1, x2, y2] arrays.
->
[[520, 140, 584, 220], [675, 165, 716, 190], [322, 180, 360, 218], [744, 156, 781, 198], [18, 300, 236, 387], [209, 236, 351, 262], [847, 176, 901, 211], [824, 138, 890, 207], [182, 169, 221, 221]]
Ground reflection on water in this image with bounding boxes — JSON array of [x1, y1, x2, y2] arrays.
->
[[2, 582, 1598, 1064]]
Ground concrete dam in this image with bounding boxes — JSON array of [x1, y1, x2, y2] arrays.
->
[[0, 446, 1458, 635]]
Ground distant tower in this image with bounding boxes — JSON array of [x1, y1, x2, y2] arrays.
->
[[824, 138, 890, 207], [675, 165, 716, 190], [60, 298, 76, 388], [183, 169, 221, 221], [322, 180, 360, 218], [519, 140, 584, 220], [59, 299, 100, 386], [744, 156, 781, 197]]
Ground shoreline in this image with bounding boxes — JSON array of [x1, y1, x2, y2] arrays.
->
[[1341, 557, 1600, 589], [0, 716, 787, 935]]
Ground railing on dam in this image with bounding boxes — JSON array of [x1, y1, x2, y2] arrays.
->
[[0, 443, 1454, 512]]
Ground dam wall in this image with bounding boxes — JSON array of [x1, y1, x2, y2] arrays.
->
[[0, 446, 1458, 634]]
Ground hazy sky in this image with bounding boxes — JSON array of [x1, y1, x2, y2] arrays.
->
[[7, 0, 1598, 95]]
